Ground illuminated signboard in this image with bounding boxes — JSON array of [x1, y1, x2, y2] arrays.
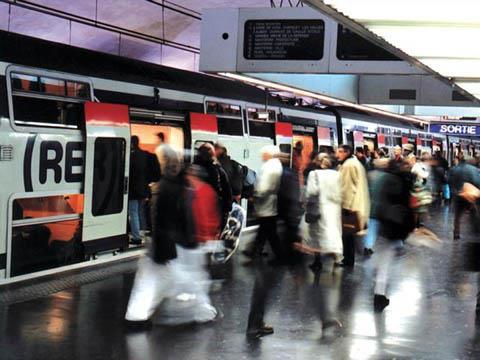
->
[[430, 123, 480, 136]]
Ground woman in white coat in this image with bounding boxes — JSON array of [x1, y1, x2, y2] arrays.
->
[[304, 153, 343, 271]]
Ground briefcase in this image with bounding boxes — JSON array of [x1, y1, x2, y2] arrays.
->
[[342, 209, 361, 235]]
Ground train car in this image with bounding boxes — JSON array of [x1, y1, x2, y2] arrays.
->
[[0, 30, 431, 280]]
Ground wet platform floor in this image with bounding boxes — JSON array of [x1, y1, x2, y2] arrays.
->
[[2, 205, 480, 359]]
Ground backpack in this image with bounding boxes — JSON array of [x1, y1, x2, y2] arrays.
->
[[240, 165, 257, 199]]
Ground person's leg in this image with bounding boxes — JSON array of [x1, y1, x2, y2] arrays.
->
[[125, 258, 173, 322], [246, 265, 275, 337], [364, 218, 379, 252], [243, 217, 268, 258], [128, 200, 141, 242], [138, 199, 147, 233], [373, 241, 397, 312], [342, 233, 355, 266], [453, 196, 465, 239], [265, 217, 285, 262]]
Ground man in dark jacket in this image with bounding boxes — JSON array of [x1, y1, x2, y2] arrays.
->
[[215, 143, 243, 203], [128, 136, 150, 245], [449, 152, 480, 240], [196, 143, 233, 228]]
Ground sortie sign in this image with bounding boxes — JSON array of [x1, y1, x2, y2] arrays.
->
[[430, 123, 480, 136]]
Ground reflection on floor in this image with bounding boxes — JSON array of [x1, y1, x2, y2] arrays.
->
[[2, 205, 480, 359]]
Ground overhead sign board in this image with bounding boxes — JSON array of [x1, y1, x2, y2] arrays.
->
[[430, 123, 480, 136], [243, 19, 324, 60], [200, 8, 426, 75]]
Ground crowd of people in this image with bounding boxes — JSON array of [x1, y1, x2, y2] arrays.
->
[[124, 133, 480, 337]]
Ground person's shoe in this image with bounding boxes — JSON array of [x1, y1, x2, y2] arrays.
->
[[242, 249, 259, 259], [246, 324, 274, 338], [267, 258, 287, 267], [335, 261, 354, 268], [454, 234, 460, 240], [309, 259, 323, 272], [124, 319, 152, 331], [374, 294, 390, 312], [364, 248, 374, 257], [129, 239, 142, 245]]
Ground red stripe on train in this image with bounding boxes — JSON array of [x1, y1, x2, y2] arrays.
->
[[275, 122, 292, 137], [190, 113, 218, 133], [84, 102, 130, 127]]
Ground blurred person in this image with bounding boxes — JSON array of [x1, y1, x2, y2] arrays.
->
[[403, 143, 416, 163], [187, 165, 221, 243], [242, 145, 284, 264], [355, 147, 367, 169], [195, 143, 232, 227], [215, 143, 243, 203], [448, 152, 480, 240], [292, 141, 304, 184], [303, 153, 343, 271], [410, 151, 433, 228], [364, 157, 390, 256], [277, 152, 302, 264], [303, 149, 320, 185], [373, 159, 416, 312], [128, 136, 150, 245], [124, 148, 193, 327], [336, 145, 370, 267], [432, 151, 449, 205], [393, 145, 403, 163], [155, 132, 169, 175]]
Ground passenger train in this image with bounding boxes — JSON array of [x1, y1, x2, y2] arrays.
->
[[0, 30, 475, 280]]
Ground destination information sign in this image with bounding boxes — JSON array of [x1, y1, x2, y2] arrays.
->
[[243, 19, 324, 60], [430, 123, 480, 136]]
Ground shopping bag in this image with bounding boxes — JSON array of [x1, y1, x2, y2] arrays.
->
[[459, 182, 480, 204]]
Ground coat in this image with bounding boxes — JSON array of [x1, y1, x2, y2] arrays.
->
[[129, 148, 150, 200], [218, 154, 243, 197], [305, 169, 343, 255], [190, 178, 220, 243], [254, 158, 283, 218], [448, 162, 480, 195], [149, 174, 196, 264], [338, 156, 370, 228]]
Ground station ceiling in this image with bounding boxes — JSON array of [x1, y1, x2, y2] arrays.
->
[[0, 0, 273, 72], [306, 0, 480, 100]]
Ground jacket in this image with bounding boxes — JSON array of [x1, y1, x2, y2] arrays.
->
[[218, 154, 243, 197], [254, 158, 283, 218], [367, 169, 387, 219], [448, 162, 480, 195], [338, 156, 370, 228], [190, 178, 220, 242], [129, 148, 150, 200], [149, 174, 196, 264], [377, 169, 415, 240]]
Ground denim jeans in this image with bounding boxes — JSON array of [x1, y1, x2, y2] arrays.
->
[[364, 218, 380, 249], [128, 199, 141, 241]]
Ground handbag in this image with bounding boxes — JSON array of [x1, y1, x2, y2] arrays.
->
[[342, 209, 361, 235], [305, 171, 321, 224]]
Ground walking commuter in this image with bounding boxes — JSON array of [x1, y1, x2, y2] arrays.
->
[[243, 145, 284, 264], [393, 145, 403, 163], [373, 159, 415, 312], [303, 150, 320, 185], [195, 143, 233, 228], [277, 152, 302, 264], [336, 145, 370, 267], [304, 153, 343, 271], [187, 165, 221, 243], [292, 141, 304, 184], [124, 148, 191, 326], [448, 152, 480, 240], [128, 136, 150, 245], [215, 143, 243, 203], [364, 157, 389, 256], [355, 147, 368, 170]]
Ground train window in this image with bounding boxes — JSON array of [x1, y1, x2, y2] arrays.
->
[[92, 138, 126, 217], [12, 96, 84, 129], [247, 108, 276, 121], [248, 121, 275, 138], [206, 101, 242, 117], [11, 72, 90, 100], [217, 117, 243, 136], [12, 194, 84, 221]]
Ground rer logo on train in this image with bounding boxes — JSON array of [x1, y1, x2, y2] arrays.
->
[[430, 123, 480, 136], [24, 137, 84, 191]]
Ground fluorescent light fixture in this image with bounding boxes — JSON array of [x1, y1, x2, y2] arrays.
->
[[220, 72, 426, 125]]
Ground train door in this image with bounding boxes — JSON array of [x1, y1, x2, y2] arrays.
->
[[82, 102, 130, 255], [189, 112, 219, 154], [317, 126, 334, 154]]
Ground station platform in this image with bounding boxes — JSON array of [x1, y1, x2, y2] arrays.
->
[[1, 205, 480, 360]]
